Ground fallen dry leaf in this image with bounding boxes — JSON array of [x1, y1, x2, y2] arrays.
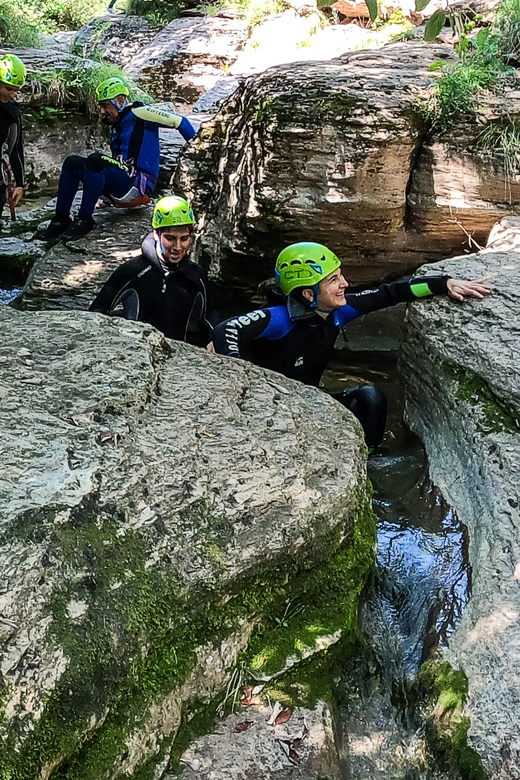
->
[[235, 720, 253, 733], [241, 686, 253, 705], [275, 707, 293, 725]]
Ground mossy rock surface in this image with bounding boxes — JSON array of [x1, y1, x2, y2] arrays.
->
[[0, 307, 372, 779]]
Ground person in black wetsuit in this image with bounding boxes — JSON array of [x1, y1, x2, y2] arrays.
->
[[89, 195, 217, 345], [212, 242, 492, 449], [37, 77, 196, 242], [0, 54, 25, 222]]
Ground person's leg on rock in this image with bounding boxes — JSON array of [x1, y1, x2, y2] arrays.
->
[[36, 155, 86, 240], [332, 384, 388, 451], [61, 153, 135, 241]]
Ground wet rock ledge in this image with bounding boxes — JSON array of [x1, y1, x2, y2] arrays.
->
[[0, 307, 374, 779], [401, 216, 520, 779]]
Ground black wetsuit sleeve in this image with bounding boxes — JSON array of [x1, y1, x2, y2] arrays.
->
[[198, 268, 219, 338], [342, 276, 450, 318], [9, 112, 24, 187], [89, 263, 146, 314], [213, 309, 275, 356]]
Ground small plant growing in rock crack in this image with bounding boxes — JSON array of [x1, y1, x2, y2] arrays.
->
[[273, 599, 305, 628], [217, 662, 247, 715], [477, 119, 520, 198], [421, 9, 514, 134]]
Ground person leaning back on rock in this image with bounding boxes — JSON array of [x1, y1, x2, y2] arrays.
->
[[211, 242, 492, 450], [36, 77, 196, 242], [89, 195, 218, 346], [0, 54, 26, 224]]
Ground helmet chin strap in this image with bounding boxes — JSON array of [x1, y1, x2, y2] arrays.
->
[[110, 97, 128, 113], [155, 231, 164, 258], [309, 283, 320, 308], [309, 283, 333, 313]]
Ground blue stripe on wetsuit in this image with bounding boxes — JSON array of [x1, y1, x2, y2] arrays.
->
[[334, 304, 362, 328], [178, 116, 197, 141], [260, 306, 293, 339]]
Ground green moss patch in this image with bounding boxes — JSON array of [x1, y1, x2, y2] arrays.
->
[[244, 497, 376, 679], [446, 364, 520, 435], [0, 488, 375, 779], [418, 660, 487, 780]]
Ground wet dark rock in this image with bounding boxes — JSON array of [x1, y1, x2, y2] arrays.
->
[[400, 215, 520, 779]]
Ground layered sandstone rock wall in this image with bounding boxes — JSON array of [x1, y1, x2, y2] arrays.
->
[[176, 43, 520, 289], [400, 217, 520, 778]]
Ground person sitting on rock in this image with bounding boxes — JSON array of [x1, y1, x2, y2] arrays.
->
[[89, 195, 218, 345], [37, 77, 196, 242], [212, 242, 492, 450], [0, 54, 26, 223]]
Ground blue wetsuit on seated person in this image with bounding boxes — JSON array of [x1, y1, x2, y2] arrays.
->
[[213, 275, 450, 449], [38, 77, 196, 242]]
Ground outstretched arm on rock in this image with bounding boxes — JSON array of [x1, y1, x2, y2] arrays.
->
[[446, 277, 492, 302]]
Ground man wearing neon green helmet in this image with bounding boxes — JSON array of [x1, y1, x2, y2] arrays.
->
[[0, 54, 26, 221], [212, 242, 492, 449], [89, 195, 217, 344], [37, 77, 196, 242]]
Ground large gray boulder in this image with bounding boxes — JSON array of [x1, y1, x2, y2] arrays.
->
[[0, 306, 372, 779], [176, 43, 520, 290], [400, 216, 520, 778], [126, 17, 250, 106], [19, 205, 153, 311], [72, 14, 160, 68]]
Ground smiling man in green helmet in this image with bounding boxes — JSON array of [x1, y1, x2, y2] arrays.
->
[[89, 195, 217, 345], [0, 54, 26, 222], [212, 242, 492, 449]]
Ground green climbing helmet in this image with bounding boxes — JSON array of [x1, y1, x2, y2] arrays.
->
[[152, 195, 196, 230], [275, 242, 341, 295], [0, 54, 26, 88], [95, 77, 130, 102]]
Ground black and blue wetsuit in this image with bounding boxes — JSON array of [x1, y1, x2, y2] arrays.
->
[[213, 275, 450, 447], [55, 103, 196, 220]]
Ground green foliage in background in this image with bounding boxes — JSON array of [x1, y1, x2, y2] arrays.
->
[[424, 0, 517, 133], [0, 0, 42, 45], [493, 0, 520, 61], [32, 59, 154, 112], [0, 0, 110, 42], [126, 0, 284, 26]]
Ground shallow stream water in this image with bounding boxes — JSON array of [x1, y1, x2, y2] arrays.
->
[[324, 350, 468, 778]]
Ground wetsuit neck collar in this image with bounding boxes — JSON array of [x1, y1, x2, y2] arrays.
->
[[286, 294, 323, 322]]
